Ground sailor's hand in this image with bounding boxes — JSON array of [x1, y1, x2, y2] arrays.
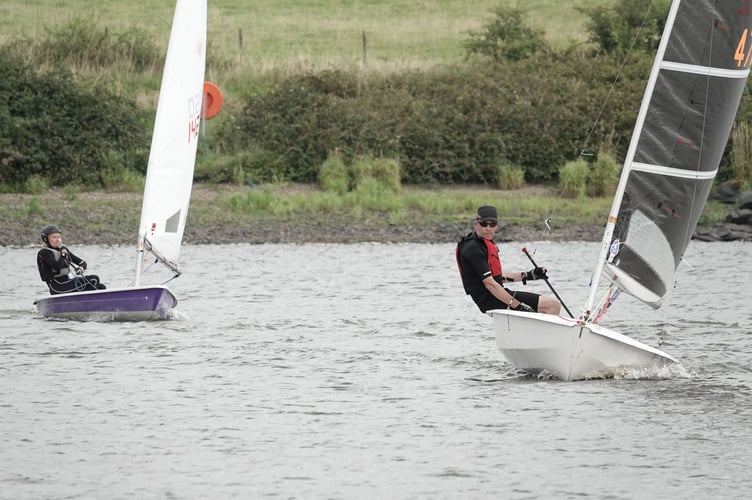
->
[[79, 260, 87, 270], [525, 266, 547, 281], [514, 302, 534, 313]]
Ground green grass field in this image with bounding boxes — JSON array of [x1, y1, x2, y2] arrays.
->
[[1, 0, 613, 75]]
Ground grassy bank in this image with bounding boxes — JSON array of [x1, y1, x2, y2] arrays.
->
[[1, 0, 613, 78], [2, 182, 734, 247], [1, 183, 615, 247]]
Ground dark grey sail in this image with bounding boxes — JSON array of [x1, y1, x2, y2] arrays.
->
[[590, 0, 752, 311]]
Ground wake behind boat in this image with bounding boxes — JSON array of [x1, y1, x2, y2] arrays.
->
[[34, 0, 207, 321], [491, 0, 752, 380]]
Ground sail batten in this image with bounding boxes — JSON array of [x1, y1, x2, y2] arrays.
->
[[630, 162, 717, 179], [661, 61, 750, 78]]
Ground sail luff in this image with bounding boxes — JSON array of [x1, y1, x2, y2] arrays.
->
[[585, 0, 682, 318]]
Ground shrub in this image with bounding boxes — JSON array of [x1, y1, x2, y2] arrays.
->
[[318, 150, 349, 194], [222, 51, 651, 186], [24, 175, 48, 195], [496, 161, 525, 190], [350, 155, 401, 193], [226, 186, 273, 211], [0, 52, 148, 190], [26, 17, 160, 72], [581, 0, 671, 55], [464, 6, 550, 62], [731, 121, 752, 186], [587, 153, 620, 197], [369, 157, 401, 193], [195, 149, 284, 185], [559, 160, 589, 199]]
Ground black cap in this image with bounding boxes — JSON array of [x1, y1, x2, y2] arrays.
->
[[475, 205, 498, 221]]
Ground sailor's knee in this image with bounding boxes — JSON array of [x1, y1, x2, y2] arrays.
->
[[539, 296, 561, 315]]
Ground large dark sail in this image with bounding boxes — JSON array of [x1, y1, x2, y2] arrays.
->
[[592, 0, 752, 309]]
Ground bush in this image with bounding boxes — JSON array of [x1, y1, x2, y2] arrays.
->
[[495, 161, 525, 190], [369, 157, 401, 193], [350, 155, 401, 193], [318, 150, 349, 194], [587, 153, 620, 197], [464, 6, 550, 62], [227, 186, 274, 211], [581, 0, 671, 55], [559, 160, 589, 199], [6, 17, 160, 72], [221, 50, 652, 186], [24, 175, 48, 195], [195, 149, 283, 185], [0, 51, 148, 190], [731, 121, 752, 185]]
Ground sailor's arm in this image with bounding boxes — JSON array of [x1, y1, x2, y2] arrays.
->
[[482, 275, 521, 308]]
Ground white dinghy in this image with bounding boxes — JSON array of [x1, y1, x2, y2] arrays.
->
[[491, 0, 752, 380]]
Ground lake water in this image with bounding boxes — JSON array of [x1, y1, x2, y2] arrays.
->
[[1, 241, 751, 499]]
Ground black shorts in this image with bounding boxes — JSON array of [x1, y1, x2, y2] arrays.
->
[[472, 288, 541, 313]]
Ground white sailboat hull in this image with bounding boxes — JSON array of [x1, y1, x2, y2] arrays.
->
[[490, 309, 677, 381]]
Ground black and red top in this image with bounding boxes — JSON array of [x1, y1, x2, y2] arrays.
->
[[456, 232, 504, 298]]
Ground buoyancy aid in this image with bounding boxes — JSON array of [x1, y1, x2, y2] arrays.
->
[[456, 233, 504, 295], [42, 247, 72, 280], [482, 238, 502, 277]]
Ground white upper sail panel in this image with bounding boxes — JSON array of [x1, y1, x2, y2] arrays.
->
[[138, 0, 207, 272]]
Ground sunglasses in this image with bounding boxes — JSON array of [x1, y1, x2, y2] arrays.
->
[[477, 220, 497, 228]]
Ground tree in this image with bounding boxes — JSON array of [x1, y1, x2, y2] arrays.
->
[[464, 6, 549, 62]]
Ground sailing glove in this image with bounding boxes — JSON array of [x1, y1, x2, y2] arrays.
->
[[79, 260, 87, 270], [522, 267, 547, 284], [514, 302, 535, 313]]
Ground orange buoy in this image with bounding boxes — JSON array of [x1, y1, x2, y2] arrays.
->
[[202, 81, 224, 119]]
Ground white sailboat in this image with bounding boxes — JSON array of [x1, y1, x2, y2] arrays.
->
[[490, 0, 752, 380], [35, 0, 207, 321]]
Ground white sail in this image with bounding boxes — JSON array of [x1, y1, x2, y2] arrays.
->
[[136, 0, 207, 283]]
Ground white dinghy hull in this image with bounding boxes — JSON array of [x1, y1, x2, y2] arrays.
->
[[490, 309, 677, 381]]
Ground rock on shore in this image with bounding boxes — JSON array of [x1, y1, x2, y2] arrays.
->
[[694, 184, 752, 242]]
